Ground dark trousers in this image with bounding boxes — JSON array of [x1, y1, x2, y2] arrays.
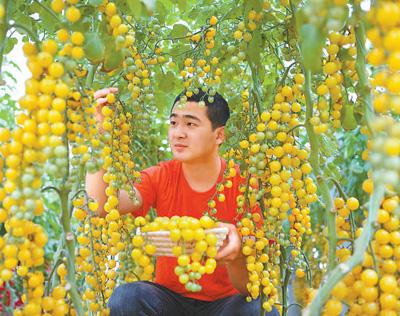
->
[[108, 281, 280, 316]]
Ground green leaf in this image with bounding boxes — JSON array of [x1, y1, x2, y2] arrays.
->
[[143, 0, 156, 11], [13, 12, 35, 32], [319, 134, 338, 158], [84, 32, 106, 64], [245, 28, 265, 82], [156, 71, 177, 92], [262, 11, 280, 24], [4, 38, 18, 54], [226, 5, 242, 19], [341, 103, 358, 130], [349, 160, 364, 174], [171, 22, 189, 38], [155, 90, 174, 112], [102, 37, 124, 72], [174, 0, 186, 10], [244, 0, 262, 13], [298, 23, 325, 73], [155, 1, 167, 23], [88, 0, 104, 5], [30, 2, 61, 33], [126, 0, 143, 18]]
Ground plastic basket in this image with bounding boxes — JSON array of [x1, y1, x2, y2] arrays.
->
[[137, 227, 229, 257]]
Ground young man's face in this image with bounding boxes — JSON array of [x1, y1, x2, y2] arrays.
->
[[168, 101, 225, 163]]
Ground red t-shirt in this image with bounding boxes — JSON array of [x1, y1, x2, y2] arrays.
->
[[132, 158, 244, 301]]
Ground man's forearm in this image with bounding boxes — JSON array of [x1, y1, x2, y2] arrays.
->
[[86, 168, 144, 218], [226, 252, 249, 296], [85, 168, 108, 217]]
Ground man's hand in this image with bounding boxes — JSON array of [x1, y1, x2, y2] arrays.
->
[[93, 87, 119, 124], [215, 222, 249, 295], [215, 222, 243, 265]]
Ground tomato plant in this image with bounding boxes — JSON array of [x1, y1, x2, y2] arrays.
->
[[0, 0, 399, 315]]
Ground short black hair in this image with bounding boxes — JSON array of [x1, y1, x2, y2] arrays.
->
[[172, 89, 230, 130]]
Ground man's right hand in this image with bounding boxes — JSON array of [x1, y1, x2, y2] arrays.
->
[[93, 87, 119, 124]]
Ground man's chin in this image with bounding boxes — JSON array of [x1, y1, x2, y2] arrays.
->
[[172, 154, 189, 162], [172, 152, 192, 162]]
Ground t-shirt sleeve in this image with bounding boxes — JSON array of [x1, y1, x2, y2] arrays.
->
[[132, 165, 162, 217]]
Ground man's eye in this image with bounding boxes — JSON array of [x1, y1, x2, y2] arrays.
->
[[170, 121, 176, 126], [187, 122, 196, 127]]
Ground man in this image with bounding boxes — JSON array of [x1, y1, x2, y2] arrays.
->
[[86, 88, 279, 316]]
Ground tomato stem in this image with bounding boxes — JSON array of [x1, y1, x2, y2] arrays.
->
[[354, 4, 374, 134], [60, 185, 84, 314], [303, 68, 337, 272], [303, 181, 384, 316], [33, 0, 63, 25], [85, 63, 98, 88], [0, 0, 10, 78]]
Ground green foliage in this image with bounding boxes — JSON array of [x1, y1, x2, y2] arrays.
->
[[0, 1, 381, 315], [84, 32, 106, 64]]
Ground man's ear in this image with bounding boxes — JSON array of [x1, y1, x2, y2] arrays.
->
[[215, 126, 225, 145]]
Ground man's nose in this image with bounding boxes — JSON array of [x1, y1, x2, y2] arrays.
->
[[172, 125, 186, 138]]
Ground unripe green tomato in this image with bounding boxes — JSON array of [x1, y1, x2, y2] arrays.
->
[[86, 161, 97, 173], [70, 168, 78, 177], [55, 158, 67, 168], [227, 45, 236, 53], [230, 56, 239, 64], [21, 174, 34, 185], [125, 57, 135, 65], [64, 180, 73, 190], [260, 144, 268, 152], [256, 132, 265, 141], [46, 164, 58, 176], [23, 187, 34, 198], [54, 145, 67, 158], [96, 158, 104, 167], [14, 210, 24, 219], [265, 131, 274, 139], [185, 282, 194, 291], [116, 35, 125, 46], [43, 146, 53, 157], [25, 199, 36, 211], [70, 156, 80, 167], [65, 59, 77, 72], [127, 65, 137, 73], [11, 190, 22, 201], [24, 212, 34, 220]]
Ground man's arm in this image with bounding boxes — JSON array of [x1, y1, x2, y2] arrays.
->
[[225, 253, 249, 296], [85, 87, 144, 218], [85, 168, 144, 218], [215, 223, 249, 296]]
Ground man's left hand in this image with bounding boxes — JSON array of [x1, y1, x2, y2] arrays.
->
[[215, 222, 242, 265]]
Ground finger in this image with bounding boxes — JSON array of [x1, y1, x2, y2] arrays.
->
[[94, 88, 109, 99], [216, 254, 236, 265], [96, 97, 108, 106], [215, 245, 226, 261], [215, 241, 236, 260], [94, 87, 118, 99]]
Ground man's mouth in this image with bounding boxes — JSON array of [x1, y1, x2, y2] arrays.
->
[[173, 144, 188, 151]]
